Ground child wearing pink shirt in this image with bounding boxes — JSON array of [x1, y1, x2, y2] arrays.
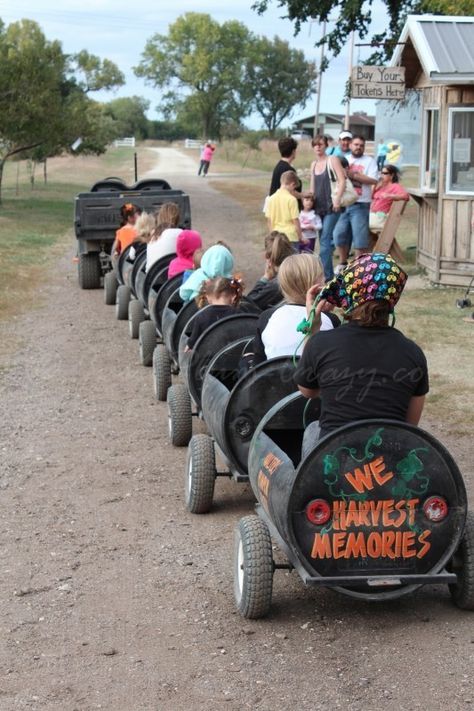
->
[[198, 142, 216, 177]]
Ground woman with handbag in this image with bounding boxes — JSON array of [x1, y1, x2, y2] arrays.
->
[[310, 135, 347, 281]]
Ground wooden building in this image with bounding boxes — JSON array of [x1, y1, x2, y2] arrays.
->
[[391, 15, 474, 286]]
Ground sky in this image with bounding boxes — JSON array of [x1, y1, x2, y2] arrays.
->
[[0, 0, 390, 129]]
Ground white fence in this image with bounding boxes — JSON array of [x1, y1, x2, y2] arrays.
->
[[184, 138, 202, 149], [113, 137, 136, 147]]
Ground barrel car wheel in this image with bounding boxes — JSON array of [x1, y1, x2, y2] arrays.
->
[[168, 384, 192, 446], [185, 434, 216, 514], [128, 299, 145, 339], [78, 253, 101, 289], [449, 512, 474, 610], [138, 320, 156, 367], [234, 516, 274, 619], [115, 285, 131, 320], [104, 271, 118, 305], [153, 344, 172, 401]]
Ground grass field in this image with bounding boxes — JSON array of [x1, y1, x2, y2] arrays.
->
[[0, 140, 472, 431], [0, 146, 157, 320]]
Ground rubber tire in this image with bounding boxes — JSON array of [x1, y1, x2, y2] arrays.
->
[[185, 434, 216, 514], [138, 320, 156, 366], [234, 515, 274, 619], [104, 271, 118, 305], [167, 384, 192, 446], [115, 285, 131, 320], [449, 512, 474, 610], [153, 344, 172, 401], [78, 253, 101, 289], [128, 300, 145, 339]]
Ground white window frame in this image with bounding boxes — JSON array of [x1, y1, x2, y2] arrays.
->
[[421, 107, 439, 192], [446, 106, 474, 196]]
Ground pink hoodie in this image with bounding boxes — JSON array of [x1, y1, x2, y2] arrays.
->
[[168, 230, 203, 278]]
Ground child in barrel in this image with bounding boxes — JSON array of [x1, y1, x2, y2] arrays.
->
[[185, 276, 244, 351]]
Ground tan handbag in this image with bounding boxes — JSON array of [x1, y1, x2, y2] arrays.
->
[[327, 159, 358, 208]]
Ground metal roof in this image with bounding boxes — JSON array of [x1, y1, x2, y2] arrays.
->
[[392, 15, 474, 83]]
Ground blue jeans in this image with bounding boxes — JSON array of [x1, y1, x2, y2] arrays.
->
[[318, 211, 341, 281], [333, 202, 370, 250]]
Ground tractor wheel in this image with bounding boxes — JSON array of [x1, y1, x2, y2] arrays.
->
[[153, 344, 172, 401], [167, 383, 192, 446], [234, 515, 274, 619], [138, 320, 156, 366], [128, 300, 145, 339], [78, 253, 101, 289], [184, 434, 216, 514], [115, 285, 131, 320], [104, 271, 118, 305], [449, 512, 474, 610]]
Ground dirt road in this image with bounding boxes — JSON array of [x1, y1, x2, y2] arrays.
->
[[1, 149, 473, 711]]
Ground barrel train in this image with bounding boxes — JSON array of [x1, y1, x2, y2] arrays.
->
[[77, 178, 474, 619]]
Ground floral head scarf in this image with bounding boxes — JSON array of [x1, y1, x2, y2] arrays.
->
[[319, 253, 407, 314]]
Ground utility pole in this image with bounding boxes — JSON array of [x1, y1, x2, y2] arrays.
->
[[344, 30, 355, 131], [313, 20, 327, 138]]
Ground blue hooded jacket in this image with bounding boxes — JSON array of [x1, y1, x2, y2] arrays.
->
[[179, 244, 234, 301]]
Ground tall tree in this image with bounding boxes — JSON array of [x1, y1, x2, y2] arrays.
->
[[135, 13, 252, 139], [0, 20, 65, 201], [252, 0, 472, 63], [246, 36, 316, 136], [0, 20, 124, 202], [104, 96, 150, 139]]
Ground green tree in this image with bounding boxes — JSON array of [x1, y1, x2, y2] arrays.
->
[[246, 36, 316, 135], [104, 96, 150, 139], [253, 0, 472, 63], [135, 12, 252, 139], [0, 19, 66, 201], [0, 20, 124, 201], [70, 49, 125, 92]]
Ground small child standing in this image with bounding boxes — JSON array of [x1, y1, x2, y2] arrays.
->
[[265, 170, 302, 249], [185, 276, 244, 350], [298, 195, 322, 253]]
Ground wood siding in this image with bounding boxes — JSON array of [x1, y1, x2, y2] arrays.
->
[[416, 85, 474, 286]]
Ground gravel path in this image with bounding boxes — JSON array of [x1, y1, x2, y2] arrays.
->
[[0, 148, 473, 711]]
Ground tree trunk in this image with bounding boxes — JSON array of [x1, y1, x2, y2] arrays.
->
[[43, 159, 47, 184], [16, 161, 20, 196], [0, 159, 5, 206]]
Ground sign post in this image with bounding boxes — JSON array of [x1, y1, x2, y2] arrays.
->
[[351, 66, 405, 100]]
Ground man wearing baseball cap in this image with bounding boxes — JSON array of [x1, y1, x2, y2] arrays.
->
[[326, 130, 353, 158]]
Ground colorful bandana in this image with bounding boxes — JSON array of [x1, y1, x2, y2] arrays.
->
[[319, 253, 407, 314]]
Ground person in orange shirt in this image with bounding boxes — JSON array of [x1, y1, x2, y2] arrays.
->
[[113, 203, 141, 258]]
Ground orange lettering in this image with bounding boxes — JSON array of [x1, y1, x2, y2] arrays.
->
[[367, 532, 383, 558], [394, 531, 403, 557], [381, 531, 396, 558], [393, 500, 407, 528], [369, 500, 384, 526], [406, 498, 419, 526], [345, 464, 374, 493], [345, 501, 361, 528], [333, 501, 346, 531], [382, 499, 396, 527], [417, 530, 431, 559], [369, 456, 394, 486], [311, 533, 332, 559], [402, 531, 417, 558], [333, 532, 346, 559], [344, 532, 367, 559]]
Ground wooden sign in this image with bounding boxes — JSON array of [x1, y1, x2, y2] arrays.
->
[[351, 66, 405, 100]]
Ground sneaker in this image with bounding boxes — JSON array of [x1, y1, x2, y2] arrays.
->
[[334, 262, 347, 275]]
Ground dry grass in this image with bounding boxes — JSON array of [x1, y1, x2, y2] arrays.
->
[[0, 145, 158, 324]]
